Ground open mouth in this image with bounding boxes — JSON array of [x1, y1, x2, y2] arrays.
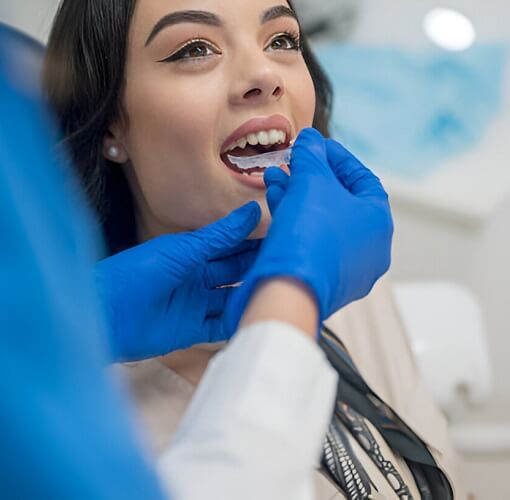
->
[[220, 129, 291, 177]]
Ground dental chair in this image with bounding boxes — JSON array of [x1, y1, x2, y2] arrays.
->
[[393, 281, 494, 452]]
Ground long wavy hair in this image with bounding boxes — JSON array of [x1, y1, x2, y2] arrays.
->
[[43, 0, 332, 254]]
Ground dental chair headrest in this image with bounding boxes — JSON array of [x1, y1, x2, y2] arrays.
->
[[0, 23, 46, 98]]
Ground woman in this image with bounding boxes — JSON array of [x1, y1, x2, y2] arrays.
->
[[43, 0, 464, 498]]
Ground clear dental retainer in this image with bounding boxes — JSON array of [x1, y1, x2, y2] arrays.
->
[[227, 146, 292, 170]]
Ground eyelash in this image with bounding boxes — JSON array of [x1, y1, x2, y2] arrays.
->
[[159, 30, 302, 64], [268, 30, 302, 52]]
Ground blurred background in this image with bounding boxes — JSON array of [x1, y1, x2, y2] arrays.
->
[[1, 0, 509, 497]]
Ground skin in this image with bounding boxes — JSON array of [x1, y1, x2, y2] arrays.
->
[[105, 0, 315, 239], [241, 278, 318, 337], [104, 0, 316, 382]]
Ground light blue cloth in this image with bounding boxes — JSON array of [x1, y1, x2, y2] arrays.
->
[[315, 43, 507, 178], [0, 32, 167, 500]]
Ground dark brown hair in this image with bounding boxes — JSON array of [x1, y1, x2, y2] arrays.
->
[[43, 0, 332, 254]]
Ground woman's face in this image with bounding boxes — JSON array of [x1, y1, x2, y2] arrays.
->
[[108, 0, 316, 239]]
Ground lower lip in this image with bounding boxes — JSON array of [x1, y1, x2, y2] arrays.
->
[[225, 166, 267, 189]]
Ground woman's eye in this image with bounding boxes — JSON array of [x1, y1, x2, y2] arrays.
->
[[267, 32, 302, 52], [160, 40, 219, 63]]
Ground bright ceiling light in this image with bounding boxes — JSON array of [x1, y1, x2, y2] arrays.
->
[[423, 8, 476, 51]]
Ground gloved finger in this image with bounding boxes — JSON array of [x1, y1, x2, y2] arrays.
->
[[189, 201, 262, 261], [202, 315, 232, 343], [289, 128, 331, 178], [204, 248, 258, 288], [264, 166, 288, 215], [266, 184, 286, 215], [209, 238, 261, 261], [264, 166, 289, 189], [205, 288, 230, 316], [325, 139, 388, 200]]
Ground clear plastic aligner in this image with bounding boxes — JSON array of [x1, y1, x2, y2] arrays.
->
[[227, 147, 292, 170]]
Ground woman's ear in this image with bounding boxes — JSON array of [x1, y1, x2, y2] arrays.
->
[[103, 129, 129, 164]]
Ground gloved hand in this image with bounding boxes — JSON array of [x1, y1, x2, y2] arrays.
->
[[95, 202, 261, 362], [227, 128, 393, 330]]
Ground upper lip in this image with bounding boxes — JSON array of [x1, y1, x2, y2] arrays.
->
[[220, 114, 292, 153]]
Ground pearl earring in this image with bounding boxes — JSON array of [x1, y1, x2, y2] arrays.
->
[[108, 145, 120, 159]]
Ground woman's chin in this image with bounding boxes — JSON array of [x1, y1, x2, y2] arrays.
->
[[247, 206, 271, 239], [248, 224, 269, 240]]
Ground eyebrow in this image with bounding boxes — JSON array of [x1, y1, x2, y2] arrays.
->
[[145, 5, 298, 47], [261, 5, 297, 24]]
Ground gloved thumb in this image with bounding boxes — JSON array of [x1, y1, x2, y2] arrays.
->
[[325, 139, 388, 200], [266, 185, 285, 215], [264, 166, 289, 215], [289, 128, 330, 178], [191, 201, 262, 261]]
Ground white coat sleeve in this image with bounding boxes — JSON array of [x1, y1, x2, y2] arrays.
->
[[157, 320, 338, 500]]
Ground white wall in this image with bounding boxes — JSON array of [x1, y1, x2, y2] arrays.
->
[[351, 0, 510, 45], [0, 0, 59, 42]]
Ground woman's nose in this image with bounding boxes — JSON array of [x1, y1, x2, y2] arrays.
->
[[228, 61, 285, 106]]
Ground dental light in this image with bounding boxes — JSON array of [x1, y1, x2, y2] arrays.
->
[[423, 8, 476, 52]]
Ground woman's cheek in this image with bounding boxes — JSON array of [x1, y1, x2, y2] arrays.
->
[[292, 67, 316, 128], [249, 201, 271, 239]]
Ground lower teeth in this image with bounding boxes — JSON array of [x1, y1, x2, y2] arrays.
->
[[242, 170, 264, 177]]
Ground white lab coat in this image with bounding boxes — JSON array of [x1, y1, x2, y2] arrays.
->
[[125, 277, 466, 499], [157, 321, 338, 500]]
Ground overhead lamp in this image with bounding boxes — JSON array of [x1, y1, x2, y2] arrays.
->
[[423, 8, 476, 51]]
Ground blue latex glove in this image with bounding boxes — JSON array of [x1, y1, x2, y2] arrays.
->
[[228, 128, 393, 329], [95, 202, 261, 362]]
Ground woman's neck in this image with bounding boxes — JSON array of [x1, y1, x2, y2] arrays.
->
[[158, 346, 219, 386], [132, 197, 222, 386]]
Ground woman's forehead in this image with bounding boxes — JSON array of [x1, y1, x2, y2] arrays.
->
[[135, 0, 291, 17], [131, 0, 295, 42]]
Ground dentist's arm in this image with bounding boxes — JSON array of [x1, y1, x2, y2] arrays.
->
[[158, 279, 337, 500], [158, 128, 393, 500]]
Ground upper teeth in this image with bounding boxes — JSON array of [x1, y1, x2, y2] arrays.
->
[[225, 129, 286, 152]]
